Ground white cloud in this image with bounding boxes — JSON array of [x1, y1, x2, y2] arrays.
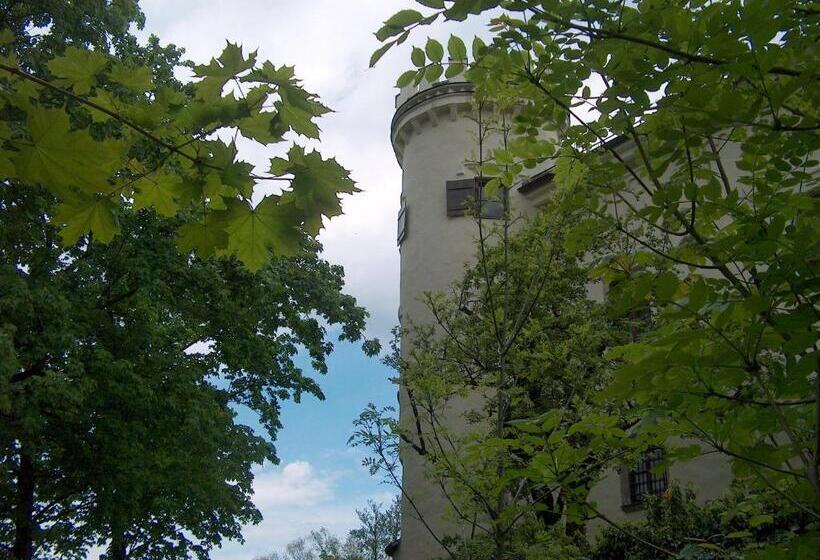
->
[[213, 461, 395, 560], [251, 460, 336, 508]]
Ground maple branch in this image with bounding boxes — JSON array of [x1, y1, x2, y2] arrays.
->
[[0, 62, 291, 182]]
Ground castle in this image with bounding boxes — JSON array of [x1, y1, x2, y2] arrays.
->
[[387, 77, 736, 559]]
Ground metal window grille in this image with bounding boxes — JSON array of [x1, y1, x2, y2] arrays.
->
[[628, 448, 668, 504]]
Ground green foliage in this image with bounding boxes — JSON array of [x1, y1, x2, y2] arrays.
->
[[253, 497, 401, 560], [1, 22, 354, 271], [353, 190, 624, 557], [593, 485, 814, 560], [0, 184, 372, 559], [375, 0, 819, 555], [0, 3, 377, 559]]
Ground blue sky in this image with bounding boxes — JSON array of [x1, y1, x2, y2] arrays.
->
[[130, 1, 493, 557]]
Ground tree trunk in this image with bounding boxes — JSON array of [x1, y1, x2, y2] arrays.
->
[[109, 520, 128, 560], [12, 449, 36, 560]]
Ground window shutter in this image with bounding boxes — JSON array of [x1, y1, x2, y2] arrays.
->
[[446, 178, 479, 216], [446, 178, 505, 219], [397, 206, 407, 245]]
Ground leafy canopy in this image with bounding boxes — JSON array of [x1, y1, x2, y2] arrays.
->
[[373, 0, 819, 558], [0, 31, 355, 271]]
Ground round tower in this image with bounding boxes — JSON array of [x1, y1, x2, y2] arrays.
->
[[390, 77, 544, 559], [389, 77, 736, 559]]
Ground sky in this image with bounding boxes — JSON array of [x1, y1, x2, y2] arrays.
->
[[131, 1, 493, 558]]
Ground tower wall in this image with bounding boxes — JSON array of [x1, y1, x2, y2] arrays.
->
[[389, 80, 733, 558], [391, 80, 543, 559]]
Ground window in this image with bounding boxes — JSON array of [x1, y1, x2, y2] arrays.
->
[[397, 204, 407, 245], [622, 448, 668, 508], [445, 178, 504, 219]]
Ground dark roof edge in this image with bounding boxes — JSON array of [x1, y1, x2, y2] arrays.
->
[[517, 134, 631, 194], [519, 168, 554, 193]]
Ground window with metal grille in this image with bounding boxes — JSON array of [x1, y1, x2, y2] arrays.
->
[[445, 178, 503, 219], [623, 448, 668, 507]]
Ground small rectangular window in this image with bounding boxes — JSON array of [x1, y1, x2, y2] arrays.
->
[[622, 448, 668, 508], [397, 202, 407, 245], [446, 178, 503, 219], [446, 178, 477, 217]]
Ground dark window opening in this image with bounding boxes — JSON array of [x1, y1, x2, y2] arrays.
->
[[397, 205, 407, 245], [622, 448, 668, 508], [446, 178, 504, 219]]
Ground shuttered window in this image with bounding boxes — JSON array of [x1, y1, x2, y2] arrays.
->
[[445, 178, 503, 219], [446, 178, 477, 216], [397, 205, 407, 245]]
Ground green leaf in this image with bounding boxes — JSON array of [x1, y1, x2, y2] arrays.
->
[[445, 63, 465, 79], [14, 108, 125, 194], [237, 110, 279, 143], [748, 514, 773, 528], [176, 212, 228, 257], [655, 271, 679, 301], [47, 46, 109, 95], [425, 64, 443, 82], [411, 46, 426, 67], [385, 9, 424, 28], [53, 193, 119, 244], [369, 41, 394, 68], [133, 171, 182, 217], [192, 41, 256, 101], [447, 35, 467, 61], [222, 196, 301, 271], [376, 10, 424, 41], [416, 0, 445, 8], [108, 63, 153, 92], [554, 152, 588, 191], [397, 70, 417, 88], [271, 145, 358, 236], [472, 36, 487, 60], [425, 38, 444, 63]]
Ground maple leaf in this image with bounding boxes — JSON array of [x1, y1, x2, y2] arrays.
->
[[192, 42, 257, 101], [52, 193, 119, 244], [47, 46, 109, 95], [108, 62, 153, 92], [133, 171, 182, 217], [222, 196, 302, 271], [242, 61, 329, 139], [271, 145, 358, 236], [14, 108, 126, 194], [206, 140, 254, 197], [176, 211, 229, 258], [237, 110, 280, 144]]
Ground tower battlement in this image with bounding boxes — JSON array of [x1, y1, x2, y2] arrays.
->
[[390, 78, 475, 167]]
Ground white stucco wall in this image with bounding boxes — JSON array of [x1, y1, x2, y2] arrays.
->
[[390, 80, 737, 558]]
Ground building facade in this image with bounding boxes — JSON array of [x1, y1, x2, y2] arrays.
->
[[389, 78, 734, 559]]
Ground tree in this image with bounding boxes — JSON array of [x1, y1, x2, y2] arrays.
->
[[254, 497, 399, 560], [352, 174, 623, 559], [373, 0, 819, 557], [1, 3, 377, 559], [348, 497, 401, 560], [1, 0, 355, 271], [593, 483, 814, 560], [0, 185, 374, 559]]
